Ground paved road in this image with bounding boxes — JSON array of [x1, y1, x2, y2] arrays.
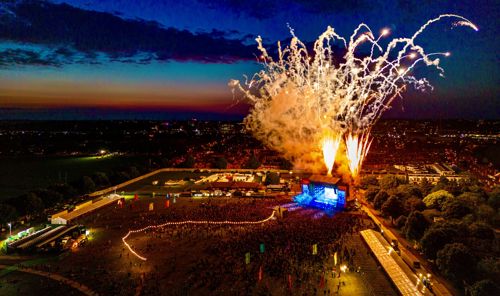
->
[[0, 264, 98, 296]]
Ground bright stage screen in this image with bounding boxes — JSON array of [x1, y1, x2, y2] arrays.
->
[[324, 187, 338, 201]]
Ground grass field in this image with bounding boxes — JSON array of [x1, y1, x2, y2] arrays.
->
[[0, 155, 147, 201]]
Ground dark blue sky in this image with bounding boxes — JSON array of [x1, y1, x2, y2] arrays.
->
[[0, 0, 498, 119]]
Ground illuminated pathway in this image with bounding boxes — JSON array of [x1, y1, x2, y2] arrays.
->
[[122, 211, 276, 261], [360, 230, 425, 296], [0, 264, 98, 296]]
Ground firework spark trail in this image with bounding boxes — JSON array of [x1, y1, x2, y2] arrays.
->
[[345, 132, 373, 177], [322, 134, 341, 176], [230, 14, 476, 176]]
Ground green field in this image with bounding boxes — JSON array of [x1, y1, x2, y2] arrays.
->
[[0, 155, 146, 201]]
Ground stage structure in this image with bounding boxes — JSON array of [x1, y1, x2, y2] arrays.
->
[[294, 175, 347, 210]]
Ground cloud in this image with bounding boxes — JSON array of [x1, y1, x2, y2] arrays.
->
[[197, 0, 372, 20], [0, 0, 257, 66], [0, 48, 62, 66]]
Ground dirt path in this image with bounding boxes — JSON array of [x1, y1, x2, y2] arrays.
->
[[0, 264, 98, 296]]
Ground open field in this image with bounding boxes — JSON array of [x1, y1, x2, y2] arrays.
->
[[0, 155, 147, 200]]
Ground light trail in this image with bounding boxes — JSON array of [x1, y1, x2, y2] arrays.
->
[[122, 211, 276, 261]]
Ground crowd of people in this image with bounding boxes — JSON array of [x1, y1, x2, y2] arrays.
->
[[20, 197, 379, 295]]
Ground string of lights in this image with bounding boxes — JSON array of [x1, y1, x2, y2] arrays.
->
[[122, 211, 276, 261]]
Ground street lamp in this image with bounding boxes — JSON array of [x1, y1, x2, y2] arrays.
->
[[7, 223, 11, 236]]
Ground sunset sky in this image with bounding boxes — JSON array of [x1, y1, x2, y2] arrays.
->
[[0, 0, 498, 119]]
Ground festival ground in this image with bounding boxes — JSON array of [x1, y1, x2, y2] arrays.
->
[[1, 196, 398, 296]]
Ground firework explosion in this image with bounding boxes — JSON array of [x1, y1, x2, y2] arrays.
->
[[230, 14, 477, 178]]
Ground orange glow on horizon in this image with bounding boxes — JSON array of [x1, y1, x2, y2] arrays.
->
[[0, 77, 233, 109]]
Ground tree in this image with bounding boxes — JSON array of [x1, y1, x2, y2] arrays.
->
[[244, 154, 261, 169], [180, 155, 195, 168], [25, 192, 44, 215], [422, 190, 453, 210], [436, 243, 475, 283], [113, 171, 131, 183], [442, 198, 472, 220], [404, 197, 426, 213], [420, 222, 465, 259], [403, 211, 429, 241], [79, 176, 96, 194], [443, 179, 462, 196], [476, 257, 500, 282], [360, 176, 378, 189], [395, 184, 423, 199], [470, 221, 494, 237], [92, 172, 110, 186], [128, 166, 140, 178], [264, 172, 280, 185], [431, 176, 450, 193], [0, 203, 17, 224], [279, 159, 293, 170], [487, 186, 500, 209], [373, 190, 389, 210], [475, 204, 495, 224], [36, 189, 63, 207], [469, 280, 499, 296], [213, 157, 228, 169], [468, 222, 495, 253], [419, 178, 433, 196], [381, 196, 404, 222], [50, 183, 77, 198], [365, 186, 379, 202], [379, 175, 400, 190], [457, 192, 482, 207], [395, 215, 407, 229]]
